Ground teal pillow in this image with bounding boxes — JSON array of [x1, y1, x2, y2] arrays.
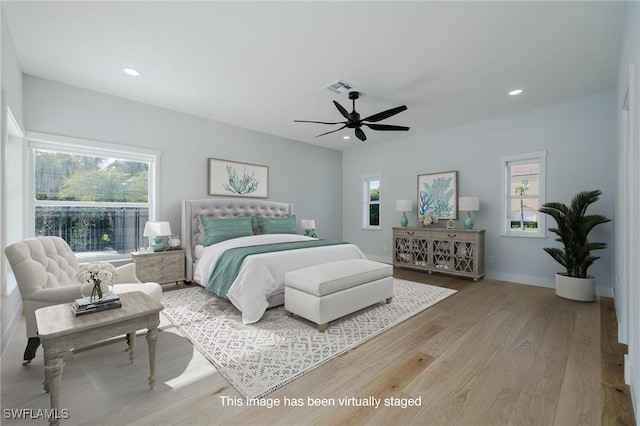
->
[[256, 215, 297, 234], [199, 215, 254, 246]]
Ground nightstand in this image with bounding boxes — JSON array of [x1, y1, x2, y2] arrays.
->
[[131, 249, 185, 285]]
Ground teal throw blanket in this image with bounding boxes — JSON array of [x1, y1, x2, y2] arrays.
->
[[206, 239, 348, 298]]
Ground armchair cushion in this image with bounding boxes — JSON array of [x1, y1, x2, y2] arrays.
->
[[6, 236, 79, 294]]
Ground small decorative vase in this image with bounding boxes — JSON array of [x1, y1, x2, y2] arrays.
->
[[81, 281, 112, 302], [464, 212, 474, 229], [152, 236, 165, 252]]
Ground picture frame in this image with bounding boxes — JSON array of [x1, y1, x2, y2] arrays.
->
[[208, 158, 269, 198], [417, 170, 458, 220]]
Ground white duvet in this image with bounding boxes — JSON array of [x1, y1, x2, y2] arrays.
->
[[194, 234, 366, 324]]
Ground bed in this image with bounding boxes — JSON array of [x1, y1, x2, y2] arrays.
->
[[181, 198, 366, 324]]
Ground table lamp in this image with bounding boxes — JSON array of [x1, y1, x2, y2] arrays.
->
[[300, 219, 317, 238], [458, 197, 480, 229], [396, 200, 412, 227], [143, 221, 172, 252]]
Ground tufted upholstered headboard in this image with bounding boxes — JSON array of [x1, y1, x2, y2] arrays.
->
[[181, 198, 294, 282]]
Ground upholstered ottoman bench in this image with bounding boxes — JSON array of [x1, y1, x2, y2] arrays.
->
[[284, 259, 394, 332]]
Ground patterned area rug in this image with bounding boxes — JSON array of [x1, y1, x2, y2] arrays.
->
[[160, 279, 456, 399]]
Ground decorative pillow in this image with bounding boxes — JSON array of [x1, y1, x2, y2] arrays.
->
[[252, 217, 261, 235], [199, 215, 254, 246], [256, 215, 297, 235], [196, 217, 205, 245]]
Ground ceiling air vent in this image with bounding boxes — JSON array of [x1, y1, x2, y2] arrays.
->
[[325, 80, 354, 94]]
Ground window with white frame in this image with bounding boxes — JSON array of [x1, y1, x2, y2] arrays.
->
[[500, 151, 546, 237], [28, 133, 160, 261], [3, 107, 25, 295], [362, 173, 381, 229]]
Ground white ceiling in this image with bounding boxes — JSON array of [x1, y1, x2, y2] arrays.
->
[[2, 1, 628, 151]]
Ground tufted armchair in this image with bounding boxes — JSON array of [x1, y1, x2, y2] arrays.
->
[[5, 236, 163, 365]]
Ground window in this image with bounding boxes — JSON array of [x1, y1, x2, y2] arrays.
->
[[500, 151, 546, 237], [2, 106, 25, 296], [362, 173, 381, 229], [28, 133, 160, 261]]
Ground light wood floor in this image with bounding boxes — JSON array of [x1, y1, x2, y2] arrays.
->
[[1, 271, 634, 425]]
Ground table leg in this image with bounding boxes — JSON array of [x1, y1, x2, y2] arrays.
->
[[146, 327, 158, 389], [128, 331, 137, 363], [43, 353, 64, 426]]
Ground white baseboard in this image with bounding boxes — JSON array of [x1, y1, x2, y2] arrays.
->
[[481, 271, 555, 288], [363, 265, 615, 297], [596, 285, 614, 298], [625, 355, 640, 424]]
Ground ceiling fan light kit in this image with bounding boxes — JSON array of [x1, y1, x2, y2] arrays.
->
[[294, 91, 410, 142]]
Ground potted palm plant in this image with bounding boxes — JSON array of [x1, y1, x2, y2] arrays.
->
[[538, 189, 611, 301]]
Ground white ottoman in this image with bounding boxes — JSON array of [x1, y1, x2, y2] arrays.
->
[[284, 259, 394, 332]]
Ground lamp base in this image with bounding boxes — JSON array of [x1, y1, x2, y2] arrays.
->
[[464, 212, 474, 229], [152, 236, 165, 252], [400, 212, 408, 227], [304, 229, 317, 238]]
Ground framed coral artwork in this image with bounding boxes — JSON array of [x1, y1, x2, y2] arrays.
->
[[417, 170, 458, 220], [208, 158, 269, 198]]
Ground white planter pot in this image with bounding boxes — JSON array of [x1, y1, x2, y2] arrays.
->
[[555, 273, 595, 302]]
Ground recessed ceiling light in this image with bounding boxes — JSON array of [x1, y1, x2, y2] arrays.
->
[[509, 89, 523, 96], [123, 67, 140, 77], [343, 135, 350, 140]]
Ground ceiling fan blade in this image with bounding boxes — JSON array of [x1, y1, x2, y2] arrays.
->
[[362, 105, 408, 123], [364, 123, 410, 131], [294, 120, 346, 125], [333, 101, 351, 120], [316, 125, 347, 138], [355, 128, 367, 141]]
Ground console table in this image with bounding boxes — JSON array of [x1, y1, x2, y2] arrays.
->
[[393, 227, 485, 280], [35, 291, 164, 425]]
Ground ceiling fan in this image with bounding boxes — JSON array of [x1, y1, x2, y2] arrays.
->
[[294, 91, 409, 142]]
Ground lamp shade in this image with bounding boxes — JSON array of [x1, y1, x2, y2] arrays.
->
[[143, 221, 172, 237], [396, 200, 413, 212], [300, 219, 316, 229], [458, 197, 480, 212]]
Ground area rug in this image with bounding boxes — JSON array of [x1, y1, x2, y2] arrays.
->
[[160, 279, 456, 399]]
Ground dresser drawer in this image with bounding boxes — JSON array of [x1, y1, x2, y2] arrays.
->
[[438, 231, 476, 243], [393, 228, 429, 239]]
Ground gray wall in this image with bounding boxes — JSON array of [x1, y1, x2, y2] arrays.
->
[[615, 0, 640, 416], [23, 76, 343, 241], [1, 7, 25, 353], [1, 10, 23, 128], [343, 92, 617, 295]]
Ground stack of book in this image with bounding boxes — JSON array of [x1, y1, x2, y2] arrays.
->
[[72, 293, 122, 316]]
